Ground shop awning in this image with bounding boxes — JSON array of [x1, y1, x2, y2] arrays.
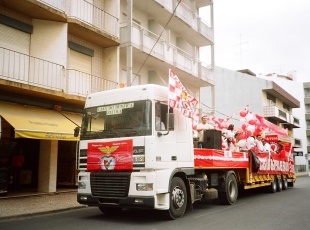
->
[[0, 102, 82, 141]]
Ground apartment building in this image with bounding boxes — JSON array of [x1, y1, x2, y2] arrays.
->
[[202, 67, 303, 169], [303, 82, 310, 172], [0, 0, 214, 195]]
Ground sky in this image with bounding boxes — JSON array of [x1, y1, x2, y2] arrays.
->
[[207, 0, 310, 82]]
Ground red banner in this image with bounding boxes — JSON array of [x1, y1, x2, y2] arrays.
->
[[194, 149, 294, 175], [87, 140, 133, 172], [256, 152, 294, 174], [194, 149, 249, 168]]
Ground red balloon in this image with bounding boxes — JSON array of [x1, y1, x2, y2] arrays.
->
[[248, 119, 256, 125], [241, 123, 247, 131], [239, 111, 247, 117], [239, 133, 246, 140], [246, 130, 252, 137]]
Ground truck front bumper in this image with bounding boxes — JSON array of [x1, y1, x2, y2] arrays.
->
[[77, 193, 155, 209]]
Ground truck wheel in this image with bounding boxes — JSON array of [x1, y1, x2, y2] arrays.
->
[[163, 177, 187, 220], [276, 176, 282, 192], [268, 176, 277, 193], [282, 177, 288, 190], [99, 207, 122, 215], [219, 171, 238, 205]]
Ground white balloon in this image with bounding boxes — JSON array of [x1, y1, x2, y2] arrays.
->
[[238, 139, 246, 148], [247, 136, 255, 144], [240, 117, 246, 123], [246, 125, 255, 133], [245, 113, 254, 121]]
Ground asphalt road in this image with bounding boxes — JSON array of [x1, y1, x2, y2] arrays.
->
[[1, 175, 310, 230]]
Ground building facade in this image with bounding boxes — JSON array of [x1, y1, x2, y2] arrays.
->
[[303, 82, 310, 173], [0, 0, 214, 195]]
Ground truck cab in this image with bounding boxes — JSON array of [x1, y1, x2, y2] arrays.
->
[[76, 84, 195, 219]]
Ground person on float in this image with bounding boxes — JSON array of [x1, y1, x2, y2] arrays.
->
[[254, 134, 264, 152], [196, 115, 214, 148]]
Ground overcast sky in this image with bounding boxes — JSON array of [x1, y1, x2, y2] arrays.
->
[[209, 0, 310, 82]]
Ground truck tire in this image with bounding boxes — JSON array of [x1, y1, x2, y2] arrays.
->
[[268, 176, 277, 193], [282, 177, 288, 190], [163, 177, 187, 220], [276, 176, 282, 192], [218, 171, 238, 205]]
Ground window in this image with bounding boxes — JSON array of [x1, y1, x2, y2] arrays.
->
[[283, 102, 290, 111], [267, 93, 276, 105]]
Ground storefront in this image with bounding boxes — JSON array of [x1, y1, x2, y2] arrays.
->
[[0, 102, 82, 196]]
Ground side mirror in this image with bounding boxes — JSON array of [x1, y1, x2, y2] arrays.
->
[[167, 113, 174, 130], [74, 127, 80, 137]]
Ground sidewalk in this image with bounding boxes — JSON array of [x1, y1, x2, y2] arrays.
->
[[0, 191, 86, 220]]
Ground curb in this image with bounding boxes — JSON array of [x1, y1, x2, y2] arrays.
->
[[0, 205, 87, 220]]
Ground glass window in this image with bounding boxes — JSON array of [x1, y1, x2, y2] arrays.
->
[[80, 100, 152, 140]]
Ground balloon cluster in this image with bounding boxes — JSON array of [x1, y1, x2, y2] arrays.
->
[[237, 108, 264, 149]]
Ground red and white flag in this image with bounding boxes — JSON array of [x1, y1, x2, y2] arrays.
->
[[168, 69, 199, 127]]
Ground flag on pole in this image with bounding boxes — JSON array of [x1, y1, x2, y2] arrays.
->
[[168, 69, 199, 127]]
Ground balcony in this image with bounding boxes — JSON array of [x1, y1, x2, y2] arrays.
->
[[120, 24, 214, 87], [66, 69, 118, 97], [0, 0, 67, 22], [66, 0, 119, 47], [263, 106, 288, 123], [304, 96, 310, 104], [0, 47, 117, 102], [282, 114, 300, 129], [133, 0, 214, 47], [305, 110, 310, 120], [0, 0, 119, 48]]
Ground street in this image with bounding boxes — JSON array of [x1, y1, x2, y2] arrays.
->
[[1, 176, 310, 230]]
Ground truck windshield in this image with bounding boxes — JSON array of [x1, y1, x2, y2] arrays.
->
[[80, 100, 152, 140]]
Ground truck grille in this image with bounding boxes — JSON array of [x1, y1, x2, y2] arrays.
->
[[90, 172, 131, 198]]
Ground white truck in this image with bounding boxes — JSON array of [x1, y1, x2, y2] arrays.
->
[[76, 84, 295, 219]]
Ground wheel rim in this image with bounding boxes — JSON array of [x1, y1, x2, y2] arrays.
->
[[228, 180, 236, 198], [171, 186, 185, 209]]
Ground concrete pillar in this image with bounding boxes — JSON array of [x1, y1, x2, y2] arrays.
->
[[38, 140, 58, 193]]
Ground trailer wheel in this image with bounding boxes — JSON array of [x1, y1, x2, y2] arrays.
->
[[276, 176, 282, 192], [219, 171, 238, 205], [282, 177, 288, 190], [268, 176, 277, 193], [163, 177, 187, 220]]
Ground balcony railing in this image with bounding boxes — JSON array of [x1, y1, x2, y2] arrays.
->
[[120, 24, 214, 84], [66, 69, 118, 97], [67, 0, 119, 37], [0, 47, 64, 91], [0, 47, 118, 97], [38, 0, 66, 12], [154, 0, 213, 42], [263, 105, 288, 122]]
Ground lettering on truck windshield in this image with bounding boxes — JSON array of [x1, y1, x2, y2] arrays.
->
[[80, 100, 152, 139]]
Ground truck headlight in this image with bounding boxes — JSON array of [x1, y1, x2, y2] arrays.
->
[[78, 182, 87, 189], [136, 183, 153, 191]]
